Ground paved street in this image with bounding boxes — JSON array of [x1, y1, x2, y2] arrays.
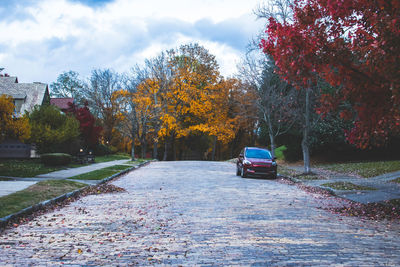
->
[[1, 161, 400, 265]]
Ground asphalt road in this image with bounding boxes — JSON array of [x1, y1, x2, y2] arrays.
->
[[1, 161, 400, 265]]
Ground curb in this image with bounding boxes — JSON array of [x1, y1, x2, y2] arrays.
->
[[0, 161, 151, 230]]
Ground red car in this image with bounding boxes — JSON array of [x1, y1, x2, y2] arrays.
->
[[236, 147, 277, 179]]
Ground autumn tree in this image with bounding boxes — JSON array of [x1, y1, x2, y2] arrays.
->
[[118, 54, 171, 160], [205, 78, 243, 160], [0, 94, 31, 143], [130, 77, 160, 158], [83, 69, 124, 144], [225, 79, 259, 158], [119, 71, 140, 160], [144, 53, 172, 159], [160, 43, 225, 160], [260, 0, 323, 172], [66, 102, 102, 149], [261, 0, 400, 149]]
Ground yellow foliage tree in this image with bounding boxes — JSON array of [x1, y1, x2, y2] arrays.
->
[[156, 44, 243, 160], [0, 94, 31, 143], [118, 44, 258, 160]]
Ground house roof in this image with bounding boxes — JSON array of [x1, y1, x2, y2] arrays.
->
[[50, 98, 74, 110], [0, 77, 49, 114], [0, 76, 18, 84]]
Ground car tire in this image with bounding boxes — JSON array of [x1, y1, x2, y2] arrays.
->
[[241, 167, 247, 178]]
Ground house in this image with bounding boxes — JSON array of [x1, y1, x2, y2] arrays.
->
[[50, 97, 74, 113], [0, 73, 50, 158], [0, 74, 50, 117]]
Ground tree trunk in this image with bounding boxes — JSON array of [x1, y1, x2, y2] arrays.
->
[[302, 87, 311, 174], [130, 123, 136, 161], [141, 137, 147, 159], [153, 140, 158, 160], [162, 139, 168, 161], [171, 135, 176, 161], [266, 114, 276, 158], [269, 132, 275, 158], [211, 136, 217, 161], [131, 143, 135, 161]]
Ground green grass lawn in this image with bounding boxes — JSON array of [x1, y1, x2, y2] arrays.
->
[[0, 180, 86, 218], [0, 154, 134, 178], [68, 165, 132, 180], [95, 153, 131, 163], [321, 181, 376, 191], [0, 159, 65, 178], [318, 160, 400, 178]]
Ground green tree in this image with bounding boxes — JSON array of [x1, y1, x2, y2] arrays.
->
[[50, 71, 85, 105], [29, 105, 80, 154]]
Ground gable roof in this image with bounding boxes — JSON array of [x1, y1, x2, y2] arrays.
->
[[50, 97, 74, 110], [0, 77, 49, 115], [0, 76, 18, 84]]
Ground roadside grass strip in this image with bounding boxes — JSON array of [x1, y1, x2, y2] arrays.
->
[[68, 165, 132, 180], [0, 180, 86, 218], [321, 181, 376, 191], [318, 160, 400, 178], [278, 166, 326, 180], [278, 166, 301, 177], [295, 173, 327, 180], [124, 158, 151, 165]]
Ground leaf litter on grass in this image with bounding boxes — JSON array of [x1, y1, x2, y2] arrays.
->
[[276, 177, 400, 222], [2, 182, 126, 231]]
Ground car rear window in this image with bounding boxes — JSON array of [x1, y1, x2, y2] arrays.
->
[[245, 149, 272, 159]]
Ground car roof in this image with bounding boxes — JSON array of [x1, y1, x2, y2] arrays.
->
[[245, 147, 270, 151]]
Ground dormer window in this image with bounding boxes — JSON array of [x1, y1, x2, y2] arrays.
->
[[12, 94, 26, 117]]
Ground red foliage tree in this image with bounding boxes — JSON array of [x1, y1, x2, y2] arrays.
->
[[67, 102, 102, 148], [261, 0, 400, 149]]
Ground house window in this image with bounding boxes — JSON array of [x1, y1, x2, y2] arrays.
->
[[13, 99, 23, 116]]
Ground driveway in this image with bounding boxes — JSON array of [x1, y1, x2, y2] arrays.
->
[[1, 161, 400, 265]]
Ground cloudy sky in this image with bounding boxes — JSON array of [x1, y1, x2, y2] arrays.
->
[[0, 0, 266, 85]]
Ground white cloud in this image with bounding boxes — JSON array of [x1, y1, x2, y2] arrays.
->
[[0, 0, 265, 84]]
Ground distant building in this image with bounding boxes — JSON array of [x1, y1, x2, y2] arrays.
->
[[50, 97, 74, 113], [0, 73, 50, 158], [0, 75, 50, 117]]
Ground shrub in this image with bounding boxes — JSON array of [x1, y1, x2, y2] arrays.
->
[[274, 146, 287, 160], [283, 145, 302, 162], [278, 133, 303, 162], [41, 153, 72, 166]]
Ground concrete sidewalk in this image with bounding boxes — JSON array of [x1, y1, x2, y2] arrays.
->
[[282, 165, 400, 204], [0, 159, 133, 197], [35, 160, 130, 179], [0, 181, 38, 197]]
